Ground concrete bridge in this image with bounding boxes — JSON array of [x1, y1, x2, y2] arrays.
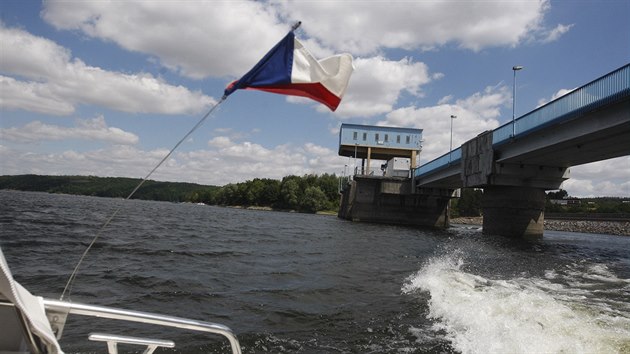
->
[[339, 64, 629, 237]]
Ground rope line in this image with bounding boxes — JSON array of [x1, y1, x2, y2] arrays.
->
[[60, 96, 227, 300]]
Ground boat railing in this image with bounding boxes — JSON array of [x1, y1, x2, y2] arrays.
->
[[42, 298, 242, 354]]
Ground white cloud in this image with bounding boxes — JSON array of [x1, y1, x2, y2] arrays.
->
[[438, 95, 454, 105], [0, 24, 215, 115], [537, 87, 576, 107], [334, 56, 432, 118], [1, 136, 347, 185], [380, 85, 510, 162], [208, 136, 233, 149], [539, 23, 574, 43], [40, 0, 558, 78], [0, 76, 75, 115], [562, 157, 630, 197], [35, 1, 566, 120], [210, 127, 258, 142], [41, 0, 287, 79], [276, 1, 551, 53], [0, 116, 138, 145]]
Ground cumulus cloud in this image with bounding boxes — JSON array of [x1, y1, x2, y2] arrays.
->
[[41, 0, 287, 79], [0, 24, 215, 116], [0, 116, 139, 145], [333, 56, 432, 118], [41, 0, 557, 77], [4, 0, 606, 196], [1, 137, 347, 185], [539, 23, 574, 43], [36, 0, 564, 118], [0, 76, 75, 115], [208, 136, 233, 149], [379, 85, 510, 162], [537, 87, 576, 107], [275, 1, 551, 53], [562, 157, 630, 197]]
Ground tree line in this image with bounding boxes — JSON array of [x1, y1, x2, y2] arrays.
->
[[450, 188, 630, 217], [202, 174, 340, 213], [4, 175, 627, 216], [0, 174, 219, 202], [0, 174, 341, 213]]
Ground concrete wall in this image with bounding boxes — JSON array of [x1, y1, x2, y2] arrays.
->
[[458, 131, 570, 238], [338, 176, 450, 229], [462, 131, 494, 187], [482, 186, 546, 238]]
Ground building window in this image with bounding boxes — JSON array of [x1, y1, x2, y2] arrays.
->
[[375, 133, 380, 141], [397, 135, 401, 143], [406, 135, 410, 144], [353, 132, 357, 140], [363, 132, 367, 141], [384, 134, 388, 142]]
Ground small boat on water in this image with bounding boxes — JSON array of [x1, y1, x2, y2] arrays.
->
[[0, 247, 242, 354]]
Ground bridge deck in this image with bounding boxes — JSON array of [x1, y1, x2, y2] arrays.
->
[[415, 64, 630, 183]]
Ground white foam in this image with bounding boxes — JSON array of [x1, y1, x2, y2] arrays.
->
[[403, 255, 630, 354]]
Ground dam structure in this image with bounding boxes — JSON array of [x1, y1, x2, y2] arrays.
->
[[338, 64, 629, 237]]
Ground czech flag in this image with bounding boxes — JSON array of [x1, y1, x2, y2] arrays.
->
[[224, 30, 354, 111]]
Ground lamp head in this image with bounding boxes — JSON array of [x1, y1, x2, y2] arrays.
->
[[513, 65, 524, 71], [450, 115, 457, 119]]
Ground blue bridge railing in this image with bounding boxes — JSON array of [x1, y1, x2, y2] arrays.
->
[[415, 63, 630, 179], [415, 148, 461, 176]]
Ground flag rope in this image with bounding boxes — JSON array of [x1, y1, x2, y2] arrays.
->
[[61, 20, 306, 301], [60, 95, 227, 300]]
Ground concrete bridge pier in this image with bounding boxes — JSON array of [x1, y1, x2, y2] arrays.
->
[[338, 176, 453, 229], [460, 131, 569, 238], [482, 186, 546, 238]]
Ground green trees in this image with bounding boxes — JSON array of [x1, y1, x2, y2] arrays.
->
[[450, 188, 483, 217], [301, 186, 328, 213], [545, 189, 630, 214], [448, 188, 630, 217], [547, 189, 568, 200], [0, 174, 341, 214], [0, 175, 218, 202], [4, 175, 627, 216], [209, 174, 340, 213]]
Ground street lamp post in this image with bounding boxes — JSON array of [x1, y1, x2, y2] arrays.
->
[[512, 65, 523, 137], [449, 115, 457, 163], [354, 143, 358, 175]]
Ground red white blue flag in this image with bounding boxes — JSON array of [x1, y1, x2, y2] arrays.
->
[[224, 30, 354, 111]]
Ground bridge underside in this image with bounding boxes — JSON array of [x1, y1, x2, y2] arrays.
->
[[340, 66, 629, 238], [413, 96, 629, 238], [495, 98, 630, 167]]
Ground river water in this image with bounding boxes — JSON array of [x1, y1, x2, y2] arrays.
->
[[1, 190, 629, 353]]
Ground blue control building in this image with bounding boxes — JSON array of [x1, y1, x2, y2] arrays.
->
[[338, 123, 423, 174]]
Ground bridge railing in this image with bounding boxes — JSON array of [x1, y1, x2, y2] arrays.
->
[[414, 148, 461, 176], [353, 166, 400, 177], [415, 63, 630, 179], [493, 63, 630, 144]]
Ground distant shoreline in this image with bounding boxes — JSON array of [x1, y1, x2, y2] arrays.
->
[[223, 204, 338, 216], [451, 216, 630, 236]]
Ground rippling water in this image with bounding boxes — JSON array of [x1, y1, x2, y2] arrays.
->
[[1, 190, 629, 353]]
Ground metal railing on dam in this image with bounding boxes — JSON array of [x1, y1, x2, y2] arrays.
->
[[415, 63, 630, 178]]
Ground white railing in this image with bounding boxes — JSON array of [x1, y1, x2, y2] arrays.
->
[[43, 299, 242, 354]]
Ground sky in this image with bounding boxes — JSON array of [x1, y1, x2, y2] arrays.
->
[[1, 0, 628, 197]]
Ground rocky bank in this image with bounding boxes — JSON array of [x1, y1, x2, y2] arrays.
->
[[451, 217, 630, 236]]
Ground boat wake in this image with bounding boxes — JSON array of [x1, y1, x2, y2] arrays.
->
[[402, 252, 630, 354]]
